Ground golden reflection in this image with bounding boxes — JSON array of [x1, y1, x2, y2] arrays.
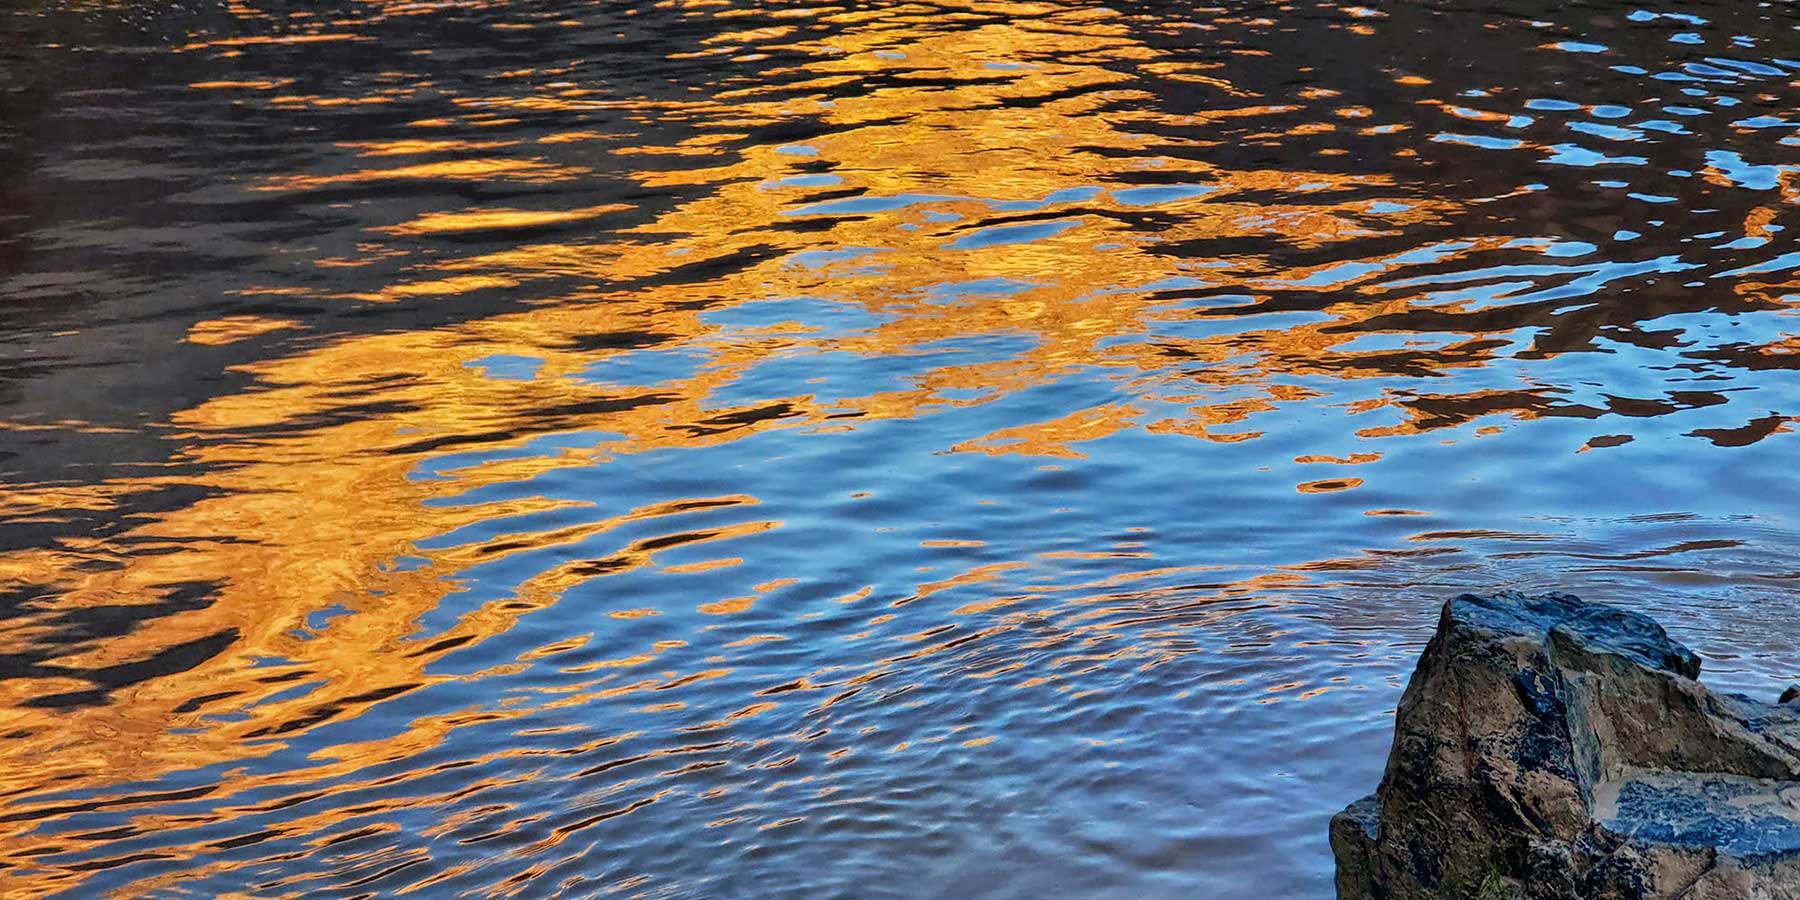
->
[[0, 0, 1570, 809], [185, 315, 305, 346], [374, 203, 632, 236], [255, 158, 587, 192]]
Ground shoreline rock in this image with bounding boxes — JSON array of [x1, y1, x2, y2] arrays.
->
[[1331, 591, 1800, 900]]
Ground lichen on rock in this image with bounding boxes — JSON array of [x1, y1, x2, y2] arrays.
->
[[1332, 591, 1800, 900]]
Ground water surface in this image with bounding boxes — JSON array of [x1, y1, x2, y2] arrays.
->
[[2, 1, 1799, 897]]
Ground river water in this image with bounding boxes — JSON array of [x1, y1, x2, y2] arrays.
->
[[1, 1, 1797, 897]]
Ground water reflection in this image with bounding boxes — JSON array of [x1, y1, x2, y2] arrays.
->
[[1, 0, 1798, 897]]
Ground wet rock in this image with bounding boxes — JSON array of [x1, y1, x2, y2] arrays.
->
[[1783, 685, 1799, 706], [1332, 591, 1800, 900]]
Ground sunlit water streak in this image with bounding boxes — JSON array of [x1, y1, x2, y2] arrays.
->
[[1, 0, 1798, 896]]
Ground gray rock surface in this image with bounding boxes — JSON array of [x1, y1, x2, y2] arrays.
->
[[1332, 591, 1800, 900]]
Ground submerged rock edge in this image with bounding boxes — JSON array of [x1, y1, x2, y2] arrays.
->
[[1332, 591, 1800, 900]]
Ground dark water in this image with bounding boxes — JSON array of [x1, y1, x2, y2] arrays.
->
[[2, 0, 1798, 896]]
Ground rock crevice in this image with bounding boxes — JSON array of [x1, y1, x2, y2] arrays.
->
[[1333, 592, 1800, 899]]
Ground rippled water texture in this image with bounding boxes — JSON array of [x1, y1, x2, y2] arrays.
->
[[2, 1, 1799, 897]]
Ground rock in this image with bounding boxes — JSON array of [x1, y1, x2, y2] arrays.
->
[[1332, 591, 1800, 900], [1783, 685, 1799, 706]]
